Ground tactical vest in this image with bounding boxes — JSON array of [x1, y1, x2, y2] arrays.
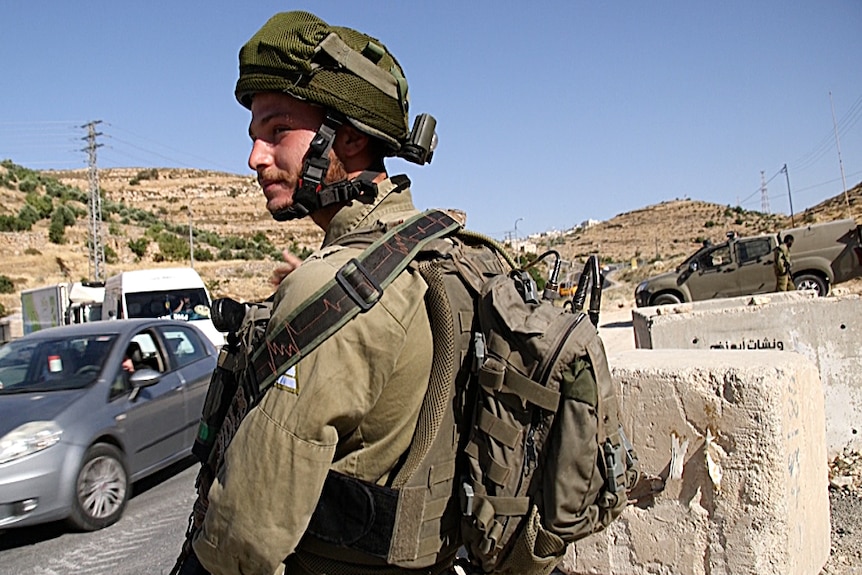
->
[[181, 209, 637, 575]]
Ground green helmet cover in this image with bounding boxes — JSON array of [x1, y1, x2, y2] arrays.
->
[[236, 11, 410, 151]]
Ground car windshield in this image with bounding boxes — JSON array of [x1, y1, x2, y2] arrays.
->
[[0, 334, 117, 394], [124, 288, 211, 321]]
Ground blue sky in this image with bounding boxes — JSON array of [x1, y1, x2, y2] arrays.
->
[[1, 1, 860, 240]]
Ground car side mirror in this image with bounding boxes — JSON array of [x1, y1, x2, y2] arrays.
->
[[129, 368, 161, 401]]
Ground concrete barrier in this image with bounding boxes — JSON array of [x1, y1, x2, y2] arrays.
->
[[632, 293, 861, 455], [561, 349, 830, 575]]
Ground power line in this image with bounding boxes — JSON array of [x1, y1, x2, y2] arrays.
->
[[106, 124, 236, 172], [790, 92, 862, 173]]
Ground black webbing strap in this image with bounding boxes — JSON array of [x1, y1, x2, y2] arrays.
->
[[250, 209, 461, 395]]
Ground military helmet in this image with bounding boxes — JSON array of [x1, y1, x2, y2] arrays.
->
[[236, 11, 410, 153]]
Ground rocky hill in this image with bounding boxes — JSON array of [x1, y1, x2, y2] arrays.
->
[[0, 161, 860, 315]]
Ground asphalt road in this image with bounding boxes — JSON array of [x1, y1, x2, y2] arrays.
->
[[0, 458, 198, 575]]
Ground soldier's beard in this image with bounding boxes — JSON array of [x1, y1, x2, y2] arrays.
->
[[262, 152, 350, 217]]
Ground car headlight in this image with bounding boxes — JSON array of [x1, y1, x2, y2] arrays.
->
[[635, 281, 648, 294], [0, 421, 63, 465]]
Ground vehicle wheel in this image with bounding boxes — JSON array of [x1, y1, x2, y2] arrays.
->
[[67, 443, 129, 531], [794, 274, 828, 296], [652, 293, 682, 305]]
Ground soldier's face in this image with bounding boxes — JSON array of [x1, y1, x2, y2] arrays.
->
[[247, 92, 351, 218]]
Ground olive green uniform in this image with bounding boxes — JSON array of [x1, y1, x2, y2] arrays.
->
[[193, 178, 435, 575], [773, 243, 794, 291]]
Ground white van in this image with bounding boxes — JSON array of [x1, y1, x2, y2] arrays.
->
[[102, 267, 225, 347]]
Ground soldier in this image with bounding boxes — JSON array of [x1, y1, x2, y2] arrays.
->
[[191, 11, 449, 575], [773, 234, 795, 291]]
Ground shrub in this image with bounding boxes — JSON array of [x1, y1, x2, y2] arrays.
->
[[18, 177, 38, 193], [128, 237, 150, 258], [48, 218, 66, 244], [55, 204, 76, 226], [194, 247, 214, 262], [0, 215, 28, 232], [129, 168, 158, 186], [157, 232, 189, 261], [0, 274, 14, 293], [25, 191, 53, 218], [17, 204, 40, 228], [0, 301, 6, 317], [104, 245, 118, 264], [704, 220, 716, 228]]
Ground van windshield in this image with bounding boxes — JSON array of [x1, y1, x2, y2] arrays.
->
[[125, 288, 211, 321]]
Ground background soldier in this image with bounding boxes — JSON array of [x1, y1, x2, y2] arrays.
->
[[191, 11, 449, 575], [774, 234, 795, 291]]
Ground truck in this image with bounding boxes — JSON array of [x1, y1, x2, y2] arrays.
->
[[635, 218, 862, 307], [101, 267, 225, 347], [20, 282, 105, 335]]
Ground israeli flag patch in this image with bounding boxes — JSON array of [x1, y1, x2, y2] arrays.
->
[[274, 366, 298, 393]]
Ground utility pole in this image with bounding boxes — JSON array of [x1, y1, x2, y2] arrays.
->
[[760, 170, 770, 214], [82, 121, 106, 282], [782, 164, 795, 227], [189, 202, 194, 269], [829, 91, 851, 217], [188, 196, 201, 269]]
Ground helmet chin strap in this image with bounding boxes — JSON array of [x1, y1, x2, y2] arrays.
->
[[271, 111, 381, 222]]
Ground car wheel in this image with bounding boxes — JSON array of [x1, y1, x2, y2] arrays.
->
[[794, 274, 828, 296], [67, 443, 129, 531], [652, 293, 682, 305]]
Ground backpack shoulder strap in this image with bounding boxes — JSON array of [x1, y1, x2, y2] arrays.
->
[[250, 209, 461, 395]]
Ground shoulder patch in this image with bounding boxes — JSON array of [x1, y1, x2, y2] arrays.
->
[[274, 365, 298, 394]]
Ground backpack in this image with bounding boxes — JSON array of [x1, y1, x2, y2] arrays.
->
[[173, 209, 638, 575], [453, 248, 638, 573]]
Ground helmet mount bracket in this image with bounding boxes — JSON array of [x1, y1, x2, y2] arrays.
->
[[271, 111, 382, 222]]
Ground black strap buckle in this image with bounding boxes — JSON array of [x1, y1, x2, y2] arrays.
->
[[336, 258, 384, 312]]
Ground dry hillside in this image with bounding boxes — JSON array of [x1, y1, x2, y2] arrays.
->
[[552, 182, 862, 306], [0, 162, 860, 315], [2, 162, 860, 574]]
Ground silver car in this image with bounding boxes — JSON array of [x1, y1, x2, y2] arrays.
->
[[0, 318, 216, 531]]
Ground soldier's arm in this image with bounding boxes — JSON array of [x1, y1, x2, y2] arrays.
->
[[192, 255, 423, 574]]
